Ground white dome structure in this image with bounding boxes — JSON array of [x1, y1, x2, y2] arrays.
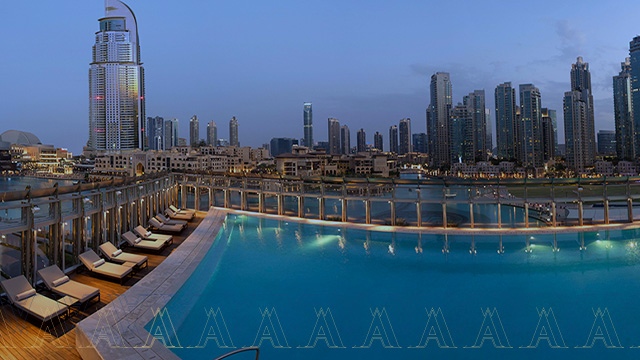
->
[[0, 130, 42, 146]]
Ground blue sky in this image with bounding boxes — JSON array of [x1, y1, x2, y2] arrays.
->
[[0, 0, 638, 154]]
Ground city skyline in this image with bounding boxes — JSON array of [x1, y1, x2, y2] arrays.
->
[[1, 1, 639, 154]]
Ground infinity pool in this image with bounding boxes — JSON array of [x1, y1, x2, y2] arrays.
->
[[149, 214, 640, 360]]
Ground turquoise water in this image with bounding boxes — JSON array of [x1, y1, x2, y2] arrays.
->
[[149, 214, 640, 359]]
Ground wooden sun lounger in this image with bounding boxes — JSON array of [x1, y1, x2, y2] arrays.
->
[[38, 265, 100, 305], [122, 231, 167, 252], [1, 275, 68, 323], [78, 250, 134, 285], [99, 242, 148, 270]]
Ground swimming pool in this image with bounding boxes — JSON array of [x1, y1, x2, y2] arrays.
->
[[148, 214, 640, 359]]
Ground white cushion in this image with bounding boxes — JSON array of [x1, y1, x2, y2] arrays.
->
[[134, 238, 142, 244], [16, 289, 36, 301], [52, 276, 70, 287], [112, 249, 123, 257], [145, 231, 152, 237], [93, 259, 105, 268]]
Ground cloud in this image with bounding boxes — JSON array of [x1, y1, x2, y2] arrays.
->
[[555, 20, 586, 62]]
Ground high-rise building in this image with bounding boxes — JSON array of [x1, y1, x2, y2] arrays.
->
[[540, 110, 556, 161], [614, 58, 634, 159], [389, 125, 398, 154], [270, 138, 299, 157], [374, 132, 383, 152], [485, 108, 493, 156], [449, 104, 472, 163], [427, 72, 452, 166], [412, 133, 427, 154], [303, 103, 313, 148], [229, 117, 239, 147], [564, 57, 596, 173], [163, 119, 174, 150], [357, 129, 366, 153], [541, 115, 555, 161], [172, 119, 179, 148], [340, 125, 350, 155], [147, 116, 164, 150], [207, 121, 217, 146], [495, 82, 518, 160], [189, 115, 199, 147], [328, 118, 341, 155], [541, 108, 558, 155], [597, 130, 616, 156], [630, 37, 640, 157], [398, 118, 412, 155], [519, 84, 543, 168], [87, 0, 145, 152], [463, 90, 488, 161]]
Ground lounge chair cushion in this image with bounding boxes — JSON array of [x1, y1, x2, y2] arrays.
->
[[16, 289, 36, 301], [113, 249, 123, 257], [52, 276, 69, 287], [134, 238, 141, 244], [145, 231, 152, 237], [93, 259, 105, 267]]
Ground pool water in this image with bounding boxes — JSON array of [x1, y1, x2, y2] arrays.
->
[[150, 214, 640, 359]]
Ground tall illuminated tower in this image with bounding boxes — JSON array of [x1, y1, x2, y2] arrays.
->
[[303, 102, 313, 148], [88, 0, 145, 151]]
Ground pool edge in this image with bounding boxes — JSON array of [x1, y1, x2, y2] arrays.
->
[[75, 208, 229, 360]]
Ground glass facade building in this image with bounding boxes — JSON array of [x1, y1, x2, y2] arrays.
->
[[614, 58, 634, 160], [88, 0, 145, 151], [495, 82, 517, 160], [303, 102, 313, 148]]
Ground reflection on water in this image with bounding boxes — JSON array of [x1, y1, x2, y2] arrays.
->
[[159, 214, 640, 360]]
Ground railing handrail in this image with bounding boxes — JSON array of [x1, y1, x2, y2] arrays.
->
[[213, 347, 259, 360]]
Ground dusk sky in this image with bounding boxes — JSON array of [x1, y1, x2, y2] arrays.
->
[[1, 0, 639, 154]]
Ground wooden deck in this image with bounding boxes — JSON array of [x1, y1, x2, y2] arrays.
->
[[0, 213, 204, 360]]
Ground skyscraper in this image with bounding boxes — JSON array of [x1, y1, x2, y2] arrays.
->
[[495, 82, 517, 160], [541, 115, 555, 161], [427, 72, 452, 166], [207, 121, 217, 146], [328, 118, 341, 155], [163, 119, 174, 150], [463, 90, 488, 161], [374, 132, 383, 152], [340, 125, 350, 155], [229, 117, 239, 147], [147, 116, 164, 150], [614, 58, 634, 159], [398, 118, 412, 155], [303, 102, 313, 148], [88, 0, 145, 152], [413, 133, 427, 154], [597, 130, 616, 156], [449, 104, 472, 163], [519, 84, 543, 168], [485, 108, 493, 156], [172, 119, 179, 148], [541, 108, 558, 155], [357, 129, 366, 153], [389, 125, 398, 154], [564, 57, 596, 173], [189, 115, 199, 147], [630, 37, 640, 157]]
